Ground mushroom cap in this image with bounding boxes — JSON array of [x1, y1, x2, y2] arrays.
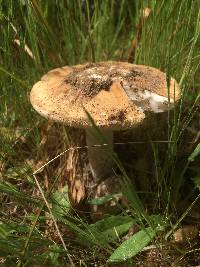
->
[[30, 61, 181, 130]]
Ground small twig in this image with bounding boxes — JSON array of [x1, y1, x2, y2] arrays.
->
[[17, 163, 73, 267], [165, 193, 200, 240], [13, 39, 34, 59], [167, 21, 185, 42], [33, 173, 75, 266], [172, 247, 200, 266], [128, 7, 152, 62]]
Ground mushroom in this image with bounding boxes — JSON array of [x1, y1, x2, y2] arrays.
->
[[30, 61, 181, 204]]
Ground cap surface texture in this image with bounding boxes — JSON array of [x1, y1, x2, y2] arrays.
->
[[30, 61, 181, 129]]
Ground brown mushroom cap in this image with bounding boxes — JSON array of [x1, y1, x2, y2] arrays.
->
[[30, 61, 181, 130]]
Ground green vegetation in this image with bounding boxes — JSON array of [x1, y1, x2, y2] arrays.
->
[[0, 0, 200, 266]]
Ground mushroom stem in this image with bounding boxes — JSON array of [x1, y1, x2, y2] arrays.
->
[[85, 129, 114, 182]]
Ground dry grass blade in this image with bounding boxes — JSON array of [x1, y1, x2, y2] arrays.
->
[[32, 173, 75, 267]]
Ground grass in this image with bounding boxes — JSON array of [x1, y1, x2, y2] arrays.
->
[[0, 0, 200, 266]]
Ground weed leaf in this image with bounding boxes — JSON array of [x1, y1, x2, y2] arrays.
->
[[108, 227, 156, 262], [51, 185, 70, 218], [77, 215, 135, 246]]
